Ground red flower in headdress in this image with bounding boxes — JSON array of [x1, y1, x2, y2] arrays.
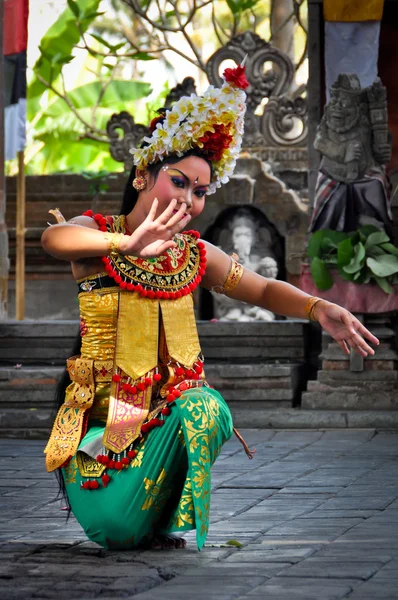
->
[[198, 124, 234, 162], [150, 115, 164, 132], [223, 64, 249, 90]]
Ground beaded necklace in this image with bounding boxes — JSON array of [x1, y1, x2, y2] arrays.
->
[[82, 210, 207, 299]]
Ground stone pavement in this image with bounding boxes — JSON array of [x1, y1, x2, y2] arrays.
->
[[1, 430, 398, 600]]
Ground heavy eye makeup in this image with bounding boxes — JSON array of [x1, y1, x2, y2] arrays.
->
[[167, 169, 208, 198]]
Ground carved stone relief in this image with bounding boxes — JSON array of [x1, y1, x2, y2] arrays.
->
[[206, 32, 308, 148]]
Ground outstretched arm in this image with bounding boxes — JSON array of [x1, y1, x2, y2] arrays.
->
[[202, 241, 379, 357]]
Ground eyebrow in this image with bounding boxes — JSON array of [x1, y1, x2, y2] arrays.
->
[[168, 168, 210, 188]]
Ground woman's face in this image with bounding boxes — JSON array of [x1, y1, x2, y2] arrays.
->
[[138, 155, 211, 222]]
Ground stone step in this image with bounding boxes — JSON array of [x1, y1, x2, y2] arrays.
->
[[302, 389, 398, 410], [0, 366, 63, 381], [321, 344, 398, 361], [5, 407, 398, 439], [204, 364, 301, 378], [226, 407, 398, 429], [318, 370, 398, 384], [0, 319, 307, 364], [0, 387, 55, 406], [306, 379, 398, 392], [0, 408, 52, 432]]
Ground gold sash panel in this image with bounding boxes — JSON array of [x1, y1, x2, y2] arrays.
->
[[45, 357, 98, 472]]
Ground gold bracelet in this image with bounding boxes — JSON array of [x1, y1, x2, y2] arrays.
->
[[304, 296, 322, 321], [104, 232, 124, 255], [222, 258, 244, 294], [210, 258, 244, 294]]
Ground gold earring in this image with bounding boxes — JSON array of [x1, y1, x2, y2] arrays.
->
[[132, 175, 147, 191]]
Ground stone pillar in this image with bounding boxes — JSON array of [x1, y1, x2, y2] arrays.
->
[[0, 0, 9, 320]]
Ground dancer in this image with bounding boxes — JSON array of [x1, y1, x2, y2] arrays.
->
[[42, 65, 378, 551]]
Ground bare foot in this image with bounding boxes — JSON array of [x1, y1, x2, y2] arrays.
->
[[140, 534, 187, 550]]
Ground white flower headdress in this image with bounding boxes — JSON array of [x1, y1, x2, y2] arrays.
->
[[131, 65, 248, 194]]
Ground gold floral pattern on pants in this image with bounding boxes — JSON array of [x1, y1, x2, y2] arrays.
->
[[141, 468, 169, 512]]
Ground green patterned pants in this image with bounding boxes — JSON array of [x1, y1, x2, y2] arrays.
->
[[63, 387, 233, 550]]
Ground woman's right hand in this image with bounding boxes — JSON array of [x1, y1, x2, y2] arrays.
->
[[118, 198, 191, 258]]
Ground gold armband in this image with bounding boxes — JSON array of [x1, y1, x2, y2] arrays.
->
[[212, 258, 244, 294], [304, 296, 322, 321], [104, 232, 124, 255]]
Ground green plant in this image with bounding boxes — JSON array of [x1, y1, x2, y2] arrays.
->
[[308, 226, 398, 294]]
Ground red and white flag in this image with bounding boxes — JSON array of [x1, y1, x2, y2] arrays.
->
[[4, 0, 29, 160]]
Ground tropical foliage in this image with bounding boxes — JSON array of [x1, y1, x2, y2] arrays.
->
[[8, 0, 307, 175], [308, 227, 398, 294]]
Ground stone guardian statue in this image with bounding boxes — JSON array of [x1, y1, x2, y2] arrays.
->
[[309, 74, 393, 239]]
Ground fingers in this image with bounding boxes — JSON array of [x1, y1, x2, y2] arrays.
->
[[341, 311, 380, 346], [345, 332, 375, 357], [146, 198, 159, 222], [152, 240, 177, 255], [337, 339, 350, 355], [355, 321, 380, 346], [169, 213, 192, 235], [164, 202, 188, 229], [154, 198, 178, 224]]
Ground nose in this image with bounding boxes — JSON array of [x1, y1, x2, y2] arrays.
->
[[178, 194, 192, 209]]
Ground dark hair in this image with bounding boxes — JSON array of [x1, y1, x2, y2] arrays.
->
[[120, 150, 213, 216], [52, 329, 82, 514]]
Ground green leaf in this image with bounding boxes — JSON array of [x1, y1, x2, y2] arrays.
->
[[225, 539, 243, 548], [380, 243, 398, 257], [90, 33, 114, 50], [33, 80, 151, 128], [112, 42, 127, 51], [358, 224, 380, 242], [366, 255, 398, 277], [325, 255, 338, 265], [54, 54, 75, 65], [374, 276, 394, 294], [67, 0, 81, 17], [28, 0, 102, 117], [367, 246, 386, 258], [355, 270, 372, 284], [365, 231, 391, 248], [307, 230, 326, 259], [342, 242, 366, 274], [307, 230, 347, 259], [226, 0, 261, 14], [131, 52, 157, 61], [82, 11, 106, 19], [321, 237, 338, 253], [310, 257, 334, 291], [337, 238, 355, 268]]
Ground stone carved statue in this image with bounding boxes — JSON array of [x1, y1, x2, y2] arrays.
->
[[212, 209, 279, 322], [309, 74, 393, 238]]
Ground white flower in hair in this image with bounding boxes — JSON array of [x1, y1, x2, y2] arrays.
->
[[131, 64, 248, 192]]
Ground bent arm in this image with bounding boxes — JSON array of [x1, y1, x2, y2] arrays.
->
[[41, 217, 116, 261], [202, 241, 312, 319]]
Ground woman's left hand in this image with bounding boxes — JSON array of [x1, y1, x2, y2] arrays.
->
[[314, 301, 379, 357]]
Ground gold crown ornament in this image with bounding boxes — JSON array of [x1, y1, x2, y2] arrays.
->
[[131, 64, 248, 194]]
